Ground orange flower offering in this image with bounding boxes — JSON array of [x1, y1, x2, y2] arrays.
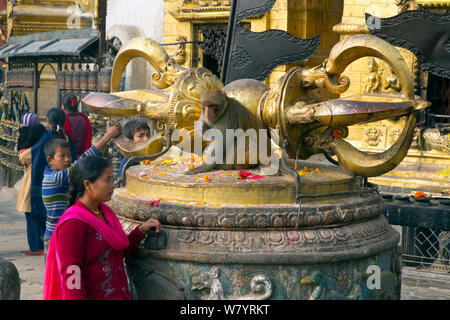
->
[[414, 191, 430, 199], [203, 175, 211, 182], [144, 160, 151, 165]]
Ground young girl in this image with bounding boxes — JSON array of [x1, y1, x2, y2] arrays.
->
[[27, 108, 77, 254], [43, 156, 160, 300]]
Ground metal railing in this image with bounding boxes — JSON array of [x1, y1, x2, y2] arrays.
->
[[401, 227, 450, 273]]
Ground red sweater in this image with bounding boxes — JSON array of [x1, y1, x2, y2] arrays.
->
[[63, 111, 92, 158], [55, 210, 145, 300]]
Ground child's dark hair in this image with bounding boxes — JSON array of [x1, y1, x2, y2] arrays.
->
[[47, 107, 67, 139], [44, 139, 70, 160], [123, 119, 150, 140], [62, 93, 78, 112], [69, 156, 111, 206]]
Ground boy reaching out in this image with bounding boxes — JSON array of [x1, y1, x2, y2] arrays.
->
[[42, 122, 122, 246]]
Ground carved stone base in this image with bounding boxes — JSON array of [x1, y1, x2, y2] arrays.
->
[[112, 163, 401, 300], [125, 246, 401, 300]]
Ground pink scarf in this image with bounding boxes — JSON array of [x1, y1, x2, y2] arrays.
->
[[43, 201, 129, 300]]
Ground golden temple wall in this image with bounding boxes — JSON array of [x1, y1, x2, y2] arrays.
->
[[333, 0, 418, 97], [0, 0, 92, 36], [163, 0, 344, 86], [333, 0, 450, 168]]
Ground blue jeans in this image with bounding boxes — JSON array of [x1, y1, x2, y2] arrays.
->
[[24, 212, 46, 252]]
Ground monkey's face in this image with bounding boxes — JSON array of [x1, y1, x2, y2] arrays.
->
[[204, 104, 218, 123], [200, 89, 227, 125]]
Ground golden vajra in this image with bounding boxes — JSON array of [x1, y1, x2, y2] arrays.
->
[[83, 35, 430, 177]]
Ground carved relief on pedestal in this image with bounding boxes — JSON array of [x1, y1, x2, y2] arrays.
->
[[301, 270, 363, 300], [191, 266, 272, 300]]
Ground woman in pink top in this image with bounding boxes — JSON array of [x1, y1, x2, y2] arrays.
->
[[43, 156, 160, 300]]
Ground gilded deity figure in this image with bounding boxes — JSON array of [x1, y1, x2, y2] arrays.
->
[[365, 58, 382, 93], [384, 66, 402, 93]]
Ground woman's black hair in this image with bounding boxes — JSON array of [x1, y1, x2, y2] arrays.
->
[[69, 156, 111, 206], [62, 93, 78, 112], [46, 107, 67, 140]]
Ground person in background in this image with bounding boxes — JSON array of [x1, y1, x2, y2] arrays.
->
[[61, 93, 92, 158], [27, 108, 77, 255], [16, 113, 47, 255], [42, 122, 122, 251], [117, 120, 151, 184], [17, 113, 46, 151], [43, 155, 160, 300]]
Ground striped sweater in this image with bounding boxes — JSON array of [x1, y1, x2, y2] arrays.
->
[[42, 146, 100, 241]]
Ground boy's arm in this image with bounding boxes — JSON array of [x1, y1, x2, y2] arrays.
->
[[73, 122, 122, 163], [77, 145, 101, 161], [92, 122, 122, 153]]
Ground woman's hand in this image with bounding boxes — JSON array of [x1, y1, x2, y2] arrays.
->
[[139, 218, 160, 234]]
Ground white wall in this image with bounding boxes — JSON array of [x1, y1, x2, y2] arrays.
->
[[106, 0, 165, 91], [106, 0, 164, 42]]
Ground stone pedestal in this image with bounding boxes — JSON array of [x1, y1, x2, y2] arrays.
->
[[108, 158, 402, 300]]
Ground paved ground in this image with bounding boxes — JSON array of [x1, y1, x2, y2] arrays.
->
[[0, 187, 44, 300], [0, 186, 449, 300]]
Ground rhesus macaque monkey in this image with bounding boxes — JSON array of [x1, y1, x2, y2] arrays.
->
[[185, 89, 270, 175]]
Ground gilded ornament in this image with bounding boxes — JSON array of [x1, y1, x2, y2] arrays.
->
[[84, 34, 430, 180], [365, 58, 382, 93], [364, 128, 382, 147], [76, 0, 96, 13], [384, 66, 402, 93]]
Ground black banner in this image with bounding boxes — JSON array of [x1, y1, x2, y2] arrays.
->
[[366, 10, 450, 79], [221, 0, 320, 84]]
